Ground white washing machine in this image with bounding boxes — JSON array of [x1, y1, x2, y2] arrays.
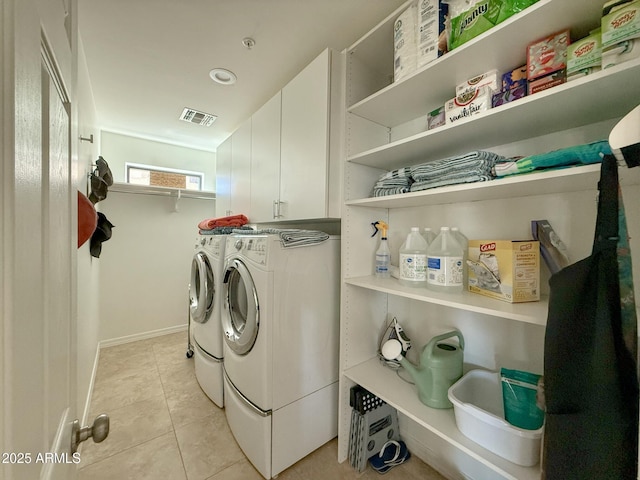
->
[[189, 234, 226, 408], [222, 234, 340, 479]]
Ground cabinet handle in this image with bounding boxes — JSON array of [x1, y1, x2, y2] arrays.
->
[[273, 200, 285, 218]]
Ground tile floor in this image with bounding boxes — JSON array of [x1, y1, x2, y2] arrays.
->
[[78, 331, 446, 480]]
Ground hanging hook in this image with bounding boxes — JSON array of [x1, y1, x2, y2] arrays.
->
[[174, 189, 181, 213], [80, 134, 94, 143]]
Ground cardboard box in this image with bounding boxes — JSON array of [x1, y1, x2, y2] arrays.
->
[[467, 240, 540, 303], [527, 69, 566, 95], [602, 0, 640, 49], [427, 105, 446, 130], [491, 83, 527, 107], [501, 65, 528, 91], [527, 29, 570, 81], [601, 0, 640, 68], [445, 86, 492, 124], [567, 30, 602, 77], [456, 69, 499, 96]]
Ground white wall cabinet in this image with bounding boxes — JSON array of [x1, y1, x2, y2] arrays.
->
[[216, 118, 252, 217], [224, 49, 343, 223], [278, 48, 342, 221], [250, 92, 282, 222], [339, 1, 640, 479]]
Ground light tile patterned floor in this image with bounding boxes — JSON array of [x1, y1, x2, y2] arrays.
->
[[77, 331, 446, 480]]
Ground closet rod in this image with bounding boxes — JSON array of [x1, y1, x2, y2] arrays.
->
[[109, 183, 215, 200]]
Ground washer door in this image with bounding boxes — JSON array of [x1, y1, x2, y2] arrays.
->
[[189, 252, 214, 324], [223, 258, 259, 355]]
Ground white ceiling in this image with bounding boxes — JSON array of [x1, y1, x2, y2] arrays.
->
[[78, 0, 407, 152]]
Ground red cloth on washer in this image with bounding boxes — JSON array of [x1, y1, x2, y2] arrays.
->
[[198, 214, 248, 230]]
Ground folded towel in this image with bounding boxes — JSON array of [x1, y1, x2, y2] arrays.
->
[[410, 173, 494, 192], [493, 140, 611, 177], [199, 226, 254, 235], [231, 228, 330, 248], [410, 151, 501, 181], [372, 166, 413, 197], [198, 214, 248, 230], [373, 186, 411, 197]]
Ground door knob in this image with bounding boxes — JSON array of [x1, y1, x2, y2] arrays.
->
[[71, 414, 110, 453]]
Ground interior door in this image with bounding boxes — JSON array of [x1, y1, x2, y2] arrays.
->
[[1, 1, 80, 478], [40, 40, 77, 480]]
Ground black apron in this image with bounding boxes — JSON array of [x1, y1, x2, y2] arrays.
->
[[542, 155, 639, 479]]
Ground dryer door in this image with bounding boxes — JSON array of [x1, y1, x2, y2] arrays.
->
[[223, 258, 259, 355], [189, 251, 214, 323]]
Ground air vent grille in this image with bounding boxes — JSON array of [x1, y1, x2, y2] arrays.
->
[[179, 108, 217, 127]]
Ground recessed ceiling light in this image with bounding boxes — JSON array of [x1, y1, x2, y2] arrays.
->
[[209, 68, 237, 85]]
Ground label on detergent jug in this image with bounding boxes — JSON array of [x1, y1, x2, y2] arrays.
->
[[399, 253, 428, 282], [427, 256, 463, 287]]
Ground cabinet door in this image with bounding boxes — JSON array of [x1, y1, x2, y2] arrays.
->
[[230, 117, 252, 216], [250, 91, 282, 222], [280, 49, 330, 220], [215, 135, 232, 217]]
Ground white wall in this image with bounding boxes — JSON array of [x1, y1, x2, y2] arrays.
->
[[101, 131, 216, 191], [97, 189, 215, 342]]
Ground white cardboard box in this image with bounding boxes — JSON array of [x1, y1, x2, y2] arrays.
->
[[467, 240, 540, 303]]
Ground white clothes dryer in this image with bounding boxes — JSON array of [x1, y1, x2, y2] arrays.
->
[[189, 234, 226, 408], [222, 234, 340, 479]]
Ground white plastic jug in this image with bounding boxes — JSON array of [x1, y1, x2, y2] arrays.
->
[[427, 227, 463, 292], [399, 227, 428, 287]]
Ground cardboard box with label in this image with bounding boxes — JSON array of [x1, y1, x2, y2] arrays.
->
[[467, 240, 540, 303]]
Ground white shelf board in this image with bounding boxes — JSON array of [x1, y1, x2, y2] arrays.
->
[[348, 59, 640, 169], [346, 161, 640, 208], [345, 276, 548, 325], [347, 163, 602, 208], [344, 358, 540, 480], [109, 182, 216, 200], [348, 0, 605, 127]]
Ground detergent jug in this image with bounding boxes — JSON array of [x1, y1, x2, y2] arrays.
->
[[382, 330, 464, 409]]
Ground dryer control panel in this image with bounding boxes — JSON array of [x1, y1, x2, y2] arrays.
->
[[233, 237, 268, 265]]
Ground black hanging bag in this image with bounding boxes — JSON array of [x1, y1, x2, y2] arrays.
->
[[542, 155, 639, 479]]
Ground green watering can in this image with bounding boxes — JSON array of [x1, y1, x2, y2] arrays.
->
[[382, 330, 464, 409]]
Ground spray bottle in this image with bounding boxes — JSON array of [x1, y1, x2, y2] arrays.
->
[[372, 221, 391, 278]]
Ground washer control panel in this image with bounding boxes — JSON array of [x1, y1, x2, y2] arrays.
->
[[236, 237, 268, 265]]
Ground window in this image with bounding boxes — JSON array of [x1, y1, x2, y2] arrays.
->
[[125, 163, 204, 190]]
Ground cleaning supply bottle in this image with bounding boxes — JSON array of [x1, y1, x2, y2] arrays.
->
[[422, 227, 437, 246], [427, 226, 463, 292], [451, 227, 469, 288], [372, 221, 391, 278], [399, 227, 428, 287]]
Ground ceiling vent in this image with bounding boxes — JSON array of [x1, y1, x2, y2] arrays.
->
[[179, 108, 217, 127]]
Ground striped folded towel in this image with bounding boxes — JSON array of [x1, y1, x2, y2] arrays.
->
[[199, 226, 254, 235], [372, 166, 413, 197], [231, 228, 330, 248], [410, 151, 501, 181]]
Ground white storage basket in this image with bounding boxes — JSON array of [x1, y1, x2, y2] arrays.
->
[[448, 369, 543, 466]]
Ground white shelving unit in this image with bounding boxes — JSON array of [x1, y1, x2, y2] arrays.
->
[[339, 1, 640, 479]]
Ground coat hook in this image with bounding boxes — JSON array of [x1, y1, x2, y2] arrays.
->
[[174, 189, 181, 213], [80, 134, 94, 143]]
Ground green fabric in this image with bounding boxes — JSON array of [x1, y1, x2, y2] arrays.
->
[[617, 188, 638, 359]]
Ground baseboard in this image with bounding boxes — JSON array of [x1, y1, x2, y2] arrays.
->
[[99, 324, 187, 348]]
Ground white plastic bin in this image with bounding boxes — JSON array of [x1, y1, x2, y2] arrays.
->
[[448, 369, 543, 466]]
